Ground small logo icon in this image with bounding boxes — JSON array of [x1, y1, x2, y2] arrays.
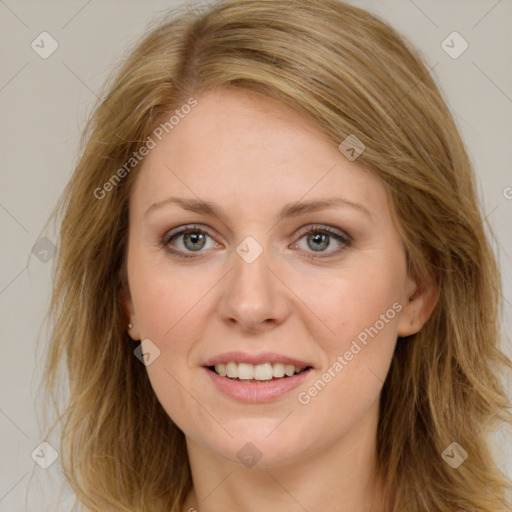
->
[[31, 441, 59, 469], [32, 237, 57, 263], [134, 339, 161, 366], [441, 441, 468, 468], [31, 31, 59, 59], [441, 32, 468, 59], [236, 236, 263, 264], [236, 442, 262, 468], [338, 134, 366, 161]]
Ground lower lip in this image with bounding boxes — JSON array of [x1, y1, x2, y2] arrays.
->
[[204, 367, 313, 403]]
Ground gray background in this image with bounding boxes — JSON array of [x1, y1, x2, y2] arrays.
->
[[1, 1, 511, 510]]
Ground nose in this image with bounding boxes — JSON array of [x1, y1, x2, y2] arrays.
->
[[216, 244, 292, 333]]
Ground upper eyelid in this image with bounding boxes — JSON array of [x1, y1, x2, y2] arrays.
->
[[294, 223, 351, 241], [162, 223, 212, 242]]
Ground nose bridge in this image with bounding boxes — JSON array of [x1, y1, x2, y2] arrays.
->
[[217, 235, 290, 330], [231, 239, 274, 309]]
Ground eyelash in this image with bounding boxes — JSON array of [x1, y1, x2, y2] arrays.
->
[[161, 223, 352, 260]]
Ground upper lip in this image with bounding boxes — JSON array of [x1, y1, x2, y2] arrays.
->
[[203, 351, 313, 368]]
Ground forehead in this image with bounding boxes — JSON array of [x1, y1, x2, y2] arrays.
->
[[130, 88, 388, 220]]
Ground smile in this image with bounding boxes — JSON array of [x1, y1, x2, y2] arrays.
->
[[210, 362, 309, 382], [202, 353, 314, 402]]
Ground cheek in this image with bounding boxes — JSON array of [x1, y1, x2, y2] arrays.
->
[[127, 258, 212, 432], [293, 250, 405, 405], [296, 277, 400, 422], [296, 254, 406, 346], [128, 251, 212, 342]]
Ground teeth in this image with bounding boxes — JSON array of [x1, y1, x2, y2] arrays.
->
[[273, 363, 285, 378], [213, 362, 306, 380], [284, 364, 295, 377], [254, 363, 273, 380], [238, 363, 254, 380], [216, 363, 227, 377], [226, 362, 237, 378]]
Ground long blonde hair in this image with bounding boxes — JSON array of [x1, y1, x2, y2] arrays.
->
[[41, 1, 512, 510]]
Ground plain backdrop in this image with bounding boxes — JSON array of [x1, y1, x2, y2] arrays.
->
[[1, 1, 511, 510]]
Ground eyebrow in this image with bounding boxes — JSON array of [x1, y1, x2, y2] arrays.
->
[[144, 196, 372, 221]]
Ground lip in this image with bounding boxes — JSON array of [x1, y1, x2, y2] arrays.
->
[[202, 351, 313, 368], [205, 366, 313, 403]]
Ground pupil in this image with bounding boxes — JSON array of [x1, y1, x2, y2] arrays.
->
[[308, 233, 328, 251], [184, 232, 206, 251]]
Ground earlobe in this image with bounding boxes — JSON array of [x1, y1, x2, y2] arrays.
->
[[120, 287, 141, 340], [127, 323, 140, 340], [397, 275, 440, 337]]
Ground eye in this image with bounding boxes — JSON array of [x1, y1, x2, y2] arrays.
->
[[161, 224, 219, 258], [161, 223, 352, 260], [291, 224, 351, 258]]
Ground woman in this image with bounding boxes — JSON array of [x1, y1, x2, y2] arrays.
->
[[42, 0, 512, 510]]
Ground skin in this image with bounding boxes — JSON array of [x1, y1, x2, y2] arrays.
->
[[123, 88, 438, 512]]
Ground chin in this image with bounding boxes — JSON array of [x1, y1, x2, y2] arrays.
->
[[206, 424, 313, 469]]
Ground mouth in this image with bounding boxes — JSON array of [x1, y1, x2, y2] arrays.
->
[[202, 352, 314, 402], [207, 362, 312, 383]]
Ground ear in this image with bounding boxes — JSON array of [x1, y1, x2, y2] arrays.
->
[[397, 272, 440, 337], [120, 286, 141, 340]]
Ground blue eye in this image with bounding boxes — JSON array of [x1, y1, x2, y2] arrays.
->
[[162, 224, 217, 258], [161, 223, 351, 259], [292, 224, 351, 258]]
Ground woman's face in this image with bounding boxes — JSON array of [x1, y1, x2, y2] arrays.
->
[[124, 88, 431, 468]]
